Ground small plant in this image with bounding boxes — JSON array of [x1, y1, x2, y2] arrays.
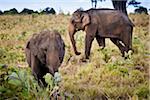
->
[[0, 66, 61, 99]]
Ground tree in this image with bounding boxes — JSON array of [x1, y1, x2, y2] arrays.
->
[[0, 10, 3, 15], [135, 6, 148, 14], [112, 0, 127, 15], [128, 0, 141, 7], [20, 8, 34, 14], [3, 8, 18, 15], [40, 7, 56, 14], [50, 8, 56, 14], [91, 0, 97, 8], [90, 0, 141, 15], [91, 0, 105, 8]]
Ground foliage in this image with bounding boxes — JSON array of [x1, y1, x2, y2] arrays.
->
[[0, 66, 61, 100], [40, 7, 56, 15], [91, 0, 141, 8], [20, 8, 36, 14], [91, 0, 142, 15], [3, 8, 19, 15], [134, 6, 148, 15], [0, 10, 3, 15], [0, 7, 56, 15], [0, 14, 149, 99], [128, 0, 141, 7]]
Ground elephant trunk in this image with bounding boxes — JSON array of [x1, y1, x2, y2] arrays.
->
[[46, 51, 60, 76], [68, 22, 81, 55]]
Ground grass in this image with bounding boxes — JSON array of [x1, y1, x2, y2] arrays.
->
[[0, 14, 149, 99]]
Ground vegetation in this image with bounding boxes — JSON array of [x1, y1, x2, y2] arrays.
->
[[91, 0, 142, 15], [0, 7, 56, 15], [134, 6, 148, 15], [0, 14, 149, 99]]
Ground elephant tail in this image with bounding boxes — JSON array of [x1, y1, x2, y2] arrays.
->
[[129, 19, 135, 27]]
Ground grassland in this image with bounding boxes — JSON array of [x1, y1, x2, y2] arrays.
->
[[0, 14, 149, 100]]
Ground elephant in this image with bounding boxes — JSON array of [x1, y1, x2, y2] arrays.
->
[[68, 8, 134, 60], [25, 30, 65, 86]]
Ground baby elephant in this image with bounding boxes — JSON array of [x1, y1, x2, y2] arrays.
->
[[25, 30, 65, 86]]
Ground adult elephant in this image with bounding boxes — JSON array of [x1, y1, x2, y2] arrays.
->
[[68, 8, 134, 60], [25, 30, 65, 86]]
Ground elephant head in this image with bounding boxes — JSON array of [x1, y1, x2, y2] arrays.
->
[[25, 30, 65, 77], [68, 9, 90, 55]]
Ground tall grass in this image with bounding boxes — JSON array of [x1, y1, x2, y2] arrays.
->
[[0, 14, 149, 99]]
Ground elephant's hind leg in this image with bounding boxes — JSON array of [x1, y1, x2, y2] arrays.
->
[[122, 26, 133, 53], [110, 38, 126, 57], [96, 35, 105, 49]]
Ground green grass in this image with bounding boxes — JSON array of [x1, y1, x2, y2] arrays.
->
[[0, 14, 149, 99]]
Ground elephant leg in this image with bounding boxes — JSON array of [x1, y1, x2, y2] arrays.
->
[[122, 29, 133, 53], [110, 38, 125, 57], [31, 54, 39, 80], [85, 34, 94, 59], [96, 35, 105, 49], [122, 40, 130, 54], [31, 54, 47, 87], [39, 65, 49, 87]]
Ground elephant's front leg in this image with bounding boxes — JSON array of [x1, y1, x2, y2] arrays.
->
[[85, 34, 94, 59], [31, 54, 47, 87]]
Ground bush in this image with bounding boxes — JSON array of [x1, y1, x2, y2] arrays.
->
[[3, 8, 18, 15], [0, 66, 60, 99], [135, 6, 148, 15]]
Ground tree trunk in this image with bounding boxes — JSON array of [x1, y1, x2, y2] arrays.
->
[[112, 0, 128, 15], [91, 0, 97, 8]]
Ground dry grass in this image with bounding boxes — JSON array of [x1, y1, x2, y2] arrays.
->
[[0, 14, 149, 99]]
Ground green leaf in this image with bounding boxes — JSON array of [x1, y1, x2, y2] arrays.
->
[[43, 73, 54, 87], [0, 86, 8, 93], [54, 72, 61, 84], [8, 79, 22, 86], [8, 72, 22, 86], [9, 72, 19, 80]]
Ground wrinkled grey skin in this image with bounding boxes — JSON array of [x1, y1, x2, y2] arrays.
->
[[25, 30, 65, 86], [68, 8, 134, 59]]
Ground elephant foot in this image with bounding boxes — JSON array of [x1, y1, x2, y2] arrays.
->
[[80, 56, 90, 62], [97, 47, 105, 52], [75, 51, 81, 55], [100, 46, 105, 50], [124, 50, 133, 59], [121, 48, 126, 58], [80, 58, 87, 62], [122, 53, 125, 58]]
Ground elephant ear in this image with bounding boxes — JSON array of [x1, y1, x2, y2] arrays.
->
[[26, 40, 30, 49], [56, 34, 65, 64], [26, 39, 38, 56], [82, 13, 90, 28], [25, 41, 31, 67]]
